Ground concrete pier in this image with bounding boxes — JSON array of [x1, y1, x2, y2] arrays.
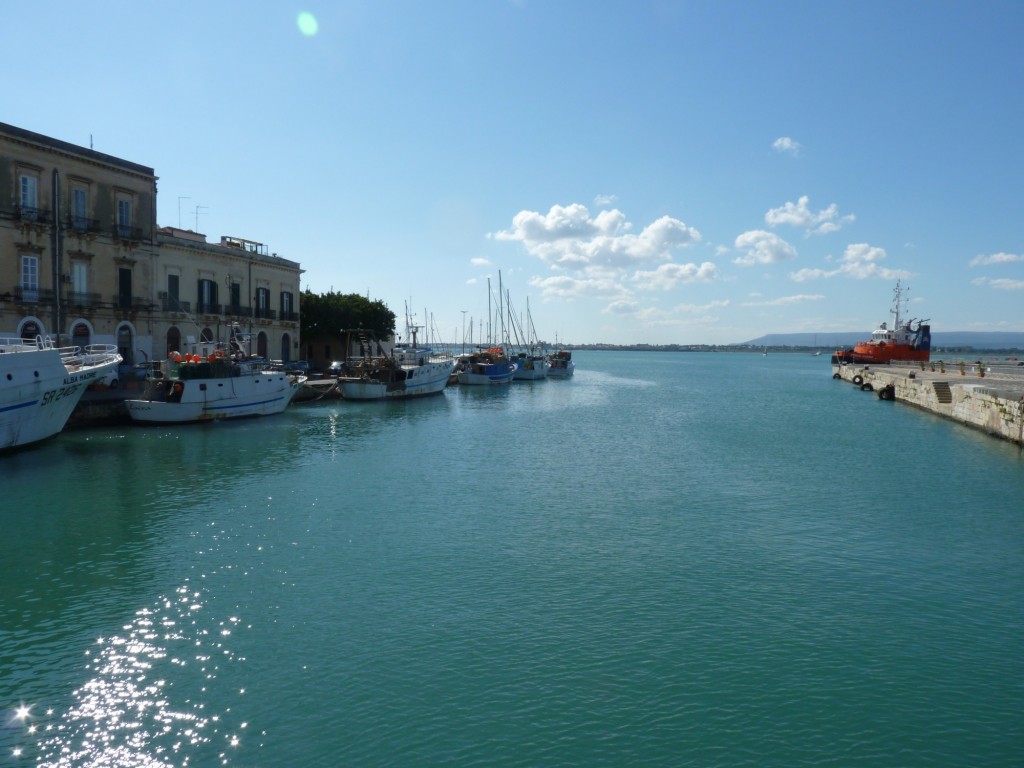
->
[[833, 359, 1024, 447]]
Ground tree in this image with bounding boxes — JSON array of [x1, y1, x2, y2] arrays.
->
[[300, 291, 396, 340]]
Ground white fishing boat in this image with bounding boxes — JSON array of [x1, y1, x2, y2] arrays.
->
[[335, 327, 453, 400], [511, 351, 550, 380], [454, 347, 517, 385], [124, 326, 305, 423], [1, 336, 122, 450], [546, 349, 575, 378]]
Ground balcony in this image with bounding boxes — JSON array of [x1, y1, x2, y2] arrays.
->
[[14, 206, 51, 224], [68, 291, 101, 308], [197, 302, 223, 316], [227, 303, 251, 316], [280, 311, 299, 322], [10, 286, 56, 303], [67, 215, 102, 235], [113, 223, 144, 241], [253, 307, 278, 320], [161, 296, 191, 313], [113, 295, 152, 311]]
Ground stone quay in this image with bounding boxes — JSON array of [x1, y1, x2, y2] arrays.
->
[[832, 358, 1024, 447]]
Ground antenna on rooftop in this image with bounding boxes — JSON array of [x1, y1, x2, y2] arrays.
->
[[178, 196, 191, 229], [194, 205, 208, 232]]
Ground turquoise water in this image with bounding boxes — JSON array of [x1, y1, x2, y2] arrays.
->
[[2, 351, 1022, 767]]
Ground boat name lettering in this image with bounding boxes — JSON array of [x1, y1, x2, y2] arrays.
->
[[40, 383, 82, 406], [63, 370, 99, 385]]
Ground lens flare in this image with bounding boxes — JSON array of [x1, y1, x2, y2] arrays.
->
[[297, 12, 318, 37]]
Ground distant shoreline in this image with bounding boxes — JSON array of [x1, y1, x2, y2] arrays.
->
[[557, 344, 1024, 355]]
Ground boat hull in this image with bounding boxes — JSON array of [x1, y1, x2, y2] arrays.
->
[[457, 365, 516, 385], [125, 372, 305, 423], [831, 345, 929, 365], [338, 360, 453, 400], [547, 361, 575, 378], [512, 356, 550, 381], [1, 341, 121, 450]]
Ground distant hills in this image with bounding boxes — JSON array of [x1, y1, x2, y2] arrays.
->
[[743, 332, 1024, 350]]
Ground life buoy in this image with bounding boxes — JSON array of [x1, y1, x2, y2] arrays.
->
[[832, 372, 841, 380], [172, 382, 184, 394], [215, 350, 226, 359], [852, 375, 864, 385], [208, 354, 217, 363]]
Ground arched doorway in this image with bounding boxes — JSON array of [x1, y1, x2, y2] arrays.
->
[[281, 332, 291, 363], [19, 319, 43, 343], [116, 324, 134, 365], [257, 331, 268, 359], [71, 322, 90, 349], [167, 326, 182, 356]]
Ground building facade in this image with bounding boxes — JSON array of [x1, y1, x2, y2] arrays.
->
[[0, 122, 302, 372]]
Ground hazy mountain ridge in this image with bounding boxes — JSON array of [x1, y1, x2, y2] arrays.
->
[[743, 332, 1024, 349]]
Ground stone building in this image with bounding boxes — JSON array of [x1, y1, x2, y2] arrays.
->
[[0, 121, 302, 377]]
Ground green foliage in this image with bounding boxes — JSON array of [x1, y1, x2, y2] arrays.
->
[[300, 291, 396, 339]]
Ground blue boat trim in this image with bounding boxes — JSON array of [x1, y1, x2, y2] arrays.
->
[[0, 399, 39, 414]]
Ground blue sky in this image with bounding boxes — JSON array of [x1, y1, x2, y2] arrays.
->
[[6, 1, 1023, 345]]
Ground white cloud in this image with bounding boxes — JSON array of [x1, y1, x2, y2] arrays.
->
[[741, 294, 826, 307], [602, 298, 640, 315], [732, 230, 798, 265], [971, 277, 1024, 290], [673, 299, 731, 313], [594, 193, 618, 206], [969, 252, 1024, 267], [772, 137, 802, 156], [470, 257, 491, 266], [492, 204, 701, 269], [528, 272, 630, 300], [788, 243, 911, 282], [789, 267, 831, 282], [630, 261, 718, 291], [765, 195, 854, 236], [494, 203, 712, 307]]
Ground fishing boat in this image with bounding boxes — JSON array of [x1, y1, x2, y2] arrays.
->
[[1, 336, 122, 450], [124, 325, 305, 423], [831, 281, 930, 365], [454, 347, 517, 385], [511, 351, 550, 381], [547, 349, 575, 378], [505, 296, 549, 381], [335, 328, 453, 400]]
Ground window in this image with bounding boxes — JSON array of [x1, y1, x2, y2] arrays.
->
[[118, 268, 133, 309], [198, 278, 218, 314], [168, 274, 180, 307], [20, 255, 39, 301], [117, 197, 132, 237], [230, 282, 242, 314], [256, 287, 270, 317], [281, 291, 293, 319], [20, 174, 39, 220], [71, 187, 89, 229], [72, 262, 89, 301]]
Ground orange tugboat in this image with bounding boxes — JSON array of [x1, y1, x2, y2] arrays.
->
[[831, 281, 930, 365]]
